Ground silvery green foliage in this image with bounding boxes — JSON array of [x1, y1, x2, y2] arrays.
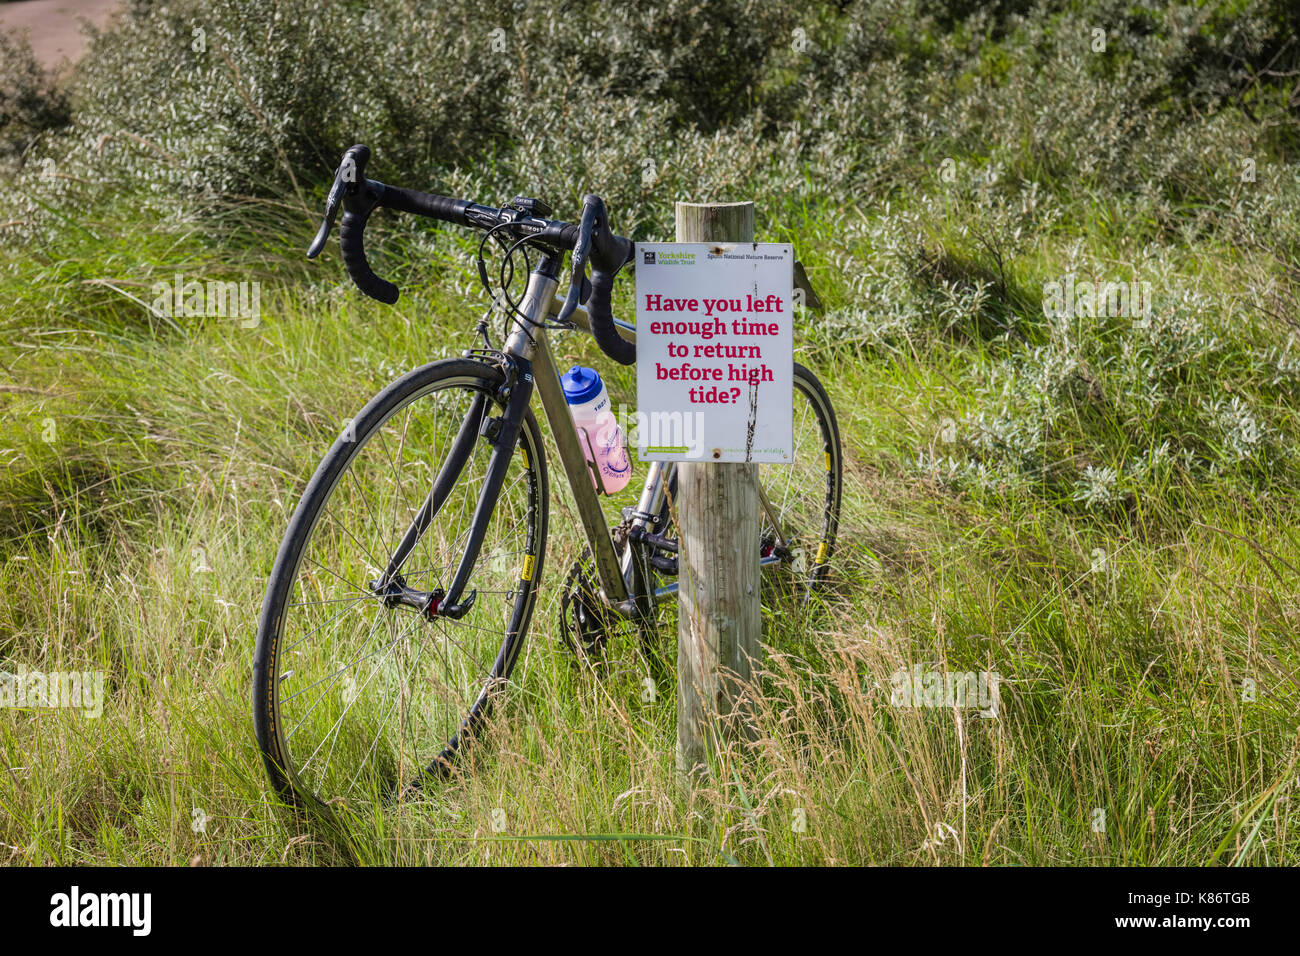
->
[[6, 0, 1295, 243], [1074, 465, 1119, 508], [918, 239, 1299, 506], [1, 0, 805, 242], [1204, 396, 1266, 464]]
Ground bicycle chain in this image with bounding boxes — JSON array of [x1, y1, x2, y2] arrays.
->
[[557, 515, 634, 659]]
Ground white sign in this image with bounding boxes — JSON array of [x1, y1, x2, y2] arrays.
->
[[635, 242, 793, 463]]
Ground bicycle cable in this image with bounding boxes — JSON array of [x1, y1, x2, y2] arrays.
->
[[475, 213, 578, 350]]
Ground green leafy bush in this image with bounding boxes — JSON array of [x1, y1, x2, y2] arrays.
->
[[6, 0, 1298, 238]]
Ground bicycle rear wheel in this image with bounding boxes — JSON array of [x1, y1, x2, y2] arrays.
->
[[653, 361, 842, 602], [759, 361, 843, 600], [252, 357, 548, 810]]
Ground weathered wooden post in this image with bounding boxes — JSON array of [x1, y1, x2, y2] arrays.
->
[[674, 201, 761, 787]]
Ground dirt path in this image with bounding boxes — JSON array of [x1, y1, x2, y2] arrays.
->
[[1, 0, 121, 71]]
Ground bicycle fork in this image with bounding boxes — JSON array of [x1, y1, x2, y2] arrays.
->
[[370, 362, 535, 621]]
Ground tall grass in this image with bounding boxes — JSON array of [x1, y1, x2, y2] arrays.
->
[[2, 190, 1297, 864]]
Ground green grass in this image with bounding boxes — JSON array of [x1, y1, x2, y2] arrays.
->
[[1, 187, 1297, 866]]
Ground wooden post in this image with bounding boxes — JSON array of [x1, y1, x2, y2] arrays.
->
[[674, 201, 760, 788]]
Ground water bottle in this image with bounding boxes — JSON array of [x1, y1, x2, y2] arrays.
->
[[561, 365, 631, 494]]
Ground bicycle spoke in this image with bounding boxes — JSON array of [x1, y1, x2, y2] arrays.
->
[[284, 592, 372, 654], [300, 610, 423, 781]]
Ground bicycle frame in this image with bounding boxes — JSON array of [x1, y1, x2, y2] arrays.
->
[[550, 290, 796, 598]]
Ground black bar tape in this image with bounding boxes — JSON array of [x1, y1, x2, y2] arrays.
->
[[588, 267, 635, 365], [379, 184, 472, 225], [339, 202, 399, 304]]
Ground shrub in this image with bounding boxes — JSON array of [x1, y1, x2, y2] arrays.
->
[[0, 29, 70, 174]]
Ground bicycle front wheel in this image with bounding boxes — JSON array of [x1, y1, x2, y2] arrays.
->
[[253, 358, 548, 810]]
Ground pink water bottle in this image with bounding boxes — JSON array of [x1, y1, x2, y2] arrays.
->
[[561, 366, 631, 494]]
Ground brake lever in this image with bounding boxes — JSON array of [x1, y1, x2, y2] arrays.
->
[[307, 147, 365, 259], [554, 196, 601, 324]]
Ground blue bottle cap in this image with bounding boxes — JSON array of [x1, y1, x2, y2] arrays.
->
[[560, 365, 604, 405]]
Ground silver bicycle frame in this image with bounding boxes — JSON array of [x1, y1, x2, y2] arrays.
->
[[496, 268, 671, 614], [544, 285, 789, 596]]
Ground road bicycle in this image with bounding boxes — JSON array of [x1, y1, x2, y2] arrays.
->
[[252, 145, 843, 810]]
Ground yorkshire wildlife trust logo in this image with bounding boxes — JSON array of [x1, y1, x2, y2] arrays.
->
[[644, 250, 695, 267], [150, 273, 261, 327], [889, 664, 1000, 717], [1, 665, 104, 718]]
